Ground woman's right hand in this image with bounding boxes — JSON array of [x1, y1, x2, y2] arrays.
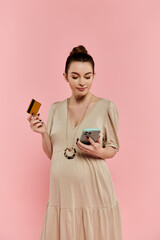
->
[[27, 113, 47, 134]]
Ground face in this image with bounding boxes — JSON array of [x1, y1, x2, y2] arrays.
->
[[63, 61, 96, 97]]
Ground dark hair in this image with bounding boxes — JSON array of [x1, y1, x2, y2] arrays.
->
[[65, 45, 95, 75]]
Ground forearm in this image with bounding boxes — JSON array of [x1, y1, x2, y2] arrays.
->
[[98, 146, 116, 160], [41, 132, 53, 160]]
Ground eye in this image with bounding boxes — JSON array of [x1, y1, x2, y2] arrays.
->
[[71, 76, 91, 79]]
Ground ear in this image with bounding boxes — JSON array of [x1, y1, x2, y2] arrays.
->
[[63, 73, 69, 82]]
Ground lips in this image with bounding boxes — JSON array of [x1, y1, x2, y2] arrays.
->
[[77, 88, 86, 90]]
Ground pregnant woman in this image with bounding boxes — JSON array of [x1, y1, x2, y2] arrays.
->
[[27, 45, 122, 240]]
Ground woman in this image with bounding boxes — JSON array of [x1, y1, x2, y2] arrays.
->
[[28, 45, 122, 240]]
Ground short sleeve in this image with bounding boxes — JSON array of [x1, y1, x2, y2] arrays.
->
[[46, 102, 57, 137], [103, 101, 120, 153]]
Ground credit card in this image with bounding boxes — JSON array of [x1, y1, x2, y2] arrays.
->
[[26, 99, 41, 117]]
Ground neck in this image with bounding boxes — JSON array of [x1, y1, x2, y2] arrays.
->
[[69, 93, 93, 105]]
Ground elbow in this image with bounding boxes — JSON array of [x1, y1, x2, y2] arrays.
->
[[106, 147, 118, 159], [112, 147, 119, 158]]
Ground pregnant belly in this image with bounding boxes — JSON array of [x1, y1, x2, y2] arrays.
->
[[48, 151, 116, 208], [50, 152, 94, 185]]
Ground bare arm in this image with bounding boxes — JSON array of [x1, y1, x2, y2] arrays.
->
[[98, 146, 117, 159]]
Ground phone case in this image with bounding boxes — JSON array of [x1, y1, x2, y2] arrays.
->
[[26, 99, 41, 117], [80, 128, 101, 145]]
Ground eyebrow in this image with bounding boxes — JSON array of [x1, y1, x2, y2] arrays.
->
[[71, 72, 92, 75]]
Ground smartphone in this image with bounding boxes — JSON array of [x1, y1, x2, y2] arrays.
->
[[80, 128, 101, 145], [26, 99, 41, 117]]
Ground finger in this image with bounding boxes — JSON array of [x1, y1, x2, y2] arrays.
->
[[77, 143, 90, 152], [77, 139, 87, 148], [31, 119, 42, 127], [96, 135, 100, 141], [27, 115, 31, 120], [77, 140, 91, 151], [28, 114, 38, 122], [87, 137, 96, 146], [32, 114, 40, 120], [32, 121, 43, 130], [76, 143, 96, 157], [36, 122, 43, 128], [27, 114, 33, 122]]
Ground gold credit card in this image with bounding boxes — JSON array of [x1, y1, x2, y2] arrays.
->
[[27, 99, 41, 117]]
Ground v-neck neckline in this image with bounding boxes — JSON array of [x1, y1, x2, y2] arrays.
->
[[66, 97, 103, 129]]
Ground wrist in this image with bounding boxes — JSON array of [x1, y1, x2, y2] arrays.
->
[[99, 146, 117, 159], [97, 147, 106, 160], [41, 131, 48, 137]]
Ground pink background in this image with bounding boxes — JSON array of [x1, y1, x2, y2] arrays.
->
[[1, 0, 160, 239]]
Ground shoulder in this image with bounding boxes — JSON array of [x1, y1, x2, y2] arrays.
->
[[102, 98, 119, 118], [47, 101, 59, 114], [101, 98, 117, 109], [49, 99, 65, 107], [48, 99, 67, 112]]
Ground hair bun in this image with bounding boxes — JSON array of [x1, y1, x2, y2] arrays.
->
[[69, 45, 88, 56]]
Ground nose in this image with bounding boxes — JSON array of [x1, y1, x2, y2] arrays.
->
[[78, 77, 85, 86]]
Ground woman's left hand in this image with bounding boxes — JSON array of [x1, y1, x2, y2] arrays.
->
[[76, 136, 103, 158]]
